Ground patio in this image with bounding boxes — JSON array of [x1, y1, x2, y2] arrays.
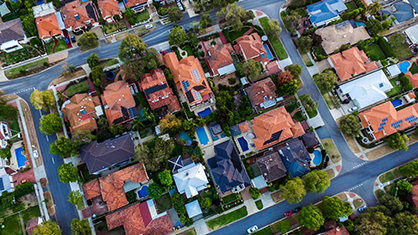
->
[[81, 196, 109, 219]]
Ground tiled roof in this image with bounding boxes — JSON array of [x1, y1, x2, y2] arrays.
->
[[164, 53, 212, 106], [101, 81, 136, 126], [279, 139, 311, 178], [245, 77, 277, 108], [0, 19, 26, 45], [124, 0, 147, 9], [61, 93, 100, 134], [359, 101, 418, 140], [207, 44, 234, 76], [405, 72, 418, 88], [412, 184, 418, 196], [329, 47, 378, 81], [256, 151, 287, 182], [323, 226, 350, 235], [82, 179, 101, 200], [61, 1, 96, 30], [173, 163, 208, 198], [265, 60, 282, 76], [25, 217, 40, 235], [239, 122, 250, 133], [251, 106, 305, 150], [98, 0, 120, 19], [235, 33, 269, 64], [36, 13, 61, 39], [106, 202, 172, 235], [139, 68, 181, 113]]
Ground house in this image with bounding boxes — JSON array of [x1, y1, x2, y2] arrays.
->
[[32, 3, 64, 42], [185, 200, 203, 221], [0, 122, 11, 149], [98, 0, 121, 23], [164, 53, 213, 111], [25, 217, 43, 235], [338, 70, 392, 109], [138, 68, 181, 114], [0, 19, 27, 53], [406, 72, 418, 88], [101, 81, 137, 126], [61, 93, 103, 134], [382, 2, 414, 23], [207, 140, 251, 194], [61, 1, 98, 32], [207, 44, 236, 76], [168, 156, 193, 173], [328, 47, 378, 81], [256, 150, 287, 183], [307, 0, 347, 27], [278, 139, 311, 178], [230, 122, 251, 137], [315, 20, 370, 54], [79, 134, 135, 174], [106, 201, 172, 235], [123, 0, 148, 12], [173, 162, 208, 198], [245, 77, 277, 110], [319, 226, 350, 235], [405, 25, 418, 46], [0, 168, 13, 194], [251, 106, 305, 151], [359, 101, 418, 141], [301, 132, 320, 152]]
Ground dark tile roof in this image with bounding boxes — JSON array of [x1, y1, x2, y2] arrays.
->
[[256, 151, 287, 183], [79, 134, 135, 174], [186, 90, 195, 103], [393, 2, 414, 22], [279, 139, 311, 178], [0, 19, 25, 45], [301, 132, 320, 150], [409, 0, 418, 12]]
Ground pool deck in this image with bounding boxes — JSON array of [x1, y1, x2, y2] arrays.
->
[[232, 121, 258, 155]]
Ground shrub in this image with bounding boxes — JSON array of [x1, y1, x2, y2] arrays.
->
[[211, 40, 216, 45], [381, 59, 389, 67], [377, 36, 396, 58], [229, 77, 236, 84], [249, 187, 261, 199], [43, 61, 49, 67]]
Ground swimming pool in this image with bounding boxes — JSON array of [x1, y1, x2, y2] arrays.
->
[[237, 137, 249, 152], [179, 132, 192, 146], [399, 61, 410, 74], [15, 147, 26, 168], [263, 44, 273, 60], [196, 127, 209, 145], [198, 108, 212, 118], [392, 99, 402, 107], [137, 186, 148, 198], [355, 21, 365, 27], [312, 150, 322, 165]]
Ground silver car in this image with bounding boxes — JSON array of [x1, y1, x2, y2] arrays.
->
[[145, 24, 153, 29], [247, 225, 258, 234]]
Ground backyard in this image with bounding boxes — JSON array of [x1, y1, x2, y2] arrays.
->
[[46, 40, 67, 54], [386, 77, 403, 97], [2, 205, 41, 235], [206, 206, 248, 230], [410, 62, 418, 74], [392, 43, 414, 59], [155, 193, 172, 213], [345, 1, 357, 11], [5, 58, 48, 79], [259, 17, 288, 60], [365, 44, 386, 61]]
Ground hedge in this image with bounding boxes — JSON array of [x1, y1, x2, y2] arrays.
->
[[377, 36, 396, 58]]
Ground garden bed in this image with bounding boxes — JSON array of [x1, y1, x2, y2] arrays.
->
[[255, 200, 263, 210], [1, 46, 43, 65], [206, 206, 248, 230], [103, 23, 118, 34]]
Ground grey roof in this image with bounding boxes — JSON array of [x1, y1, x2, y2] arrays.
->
[[0, 19, 25, 45], [80, 134, 135, 174], [409, 0, 418, 12], [229, 124, 242, 137], [307, 0, 347, 25], [256, 151, 287, 183], [185, 200, 202, 218], [301, 132, 320, 149], [393, 2, 414, 22], [279, 139, 311, 179]]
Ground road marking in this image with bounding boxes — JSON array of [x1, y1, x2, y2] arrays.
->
[[13, 87, 35, 95], [348, 183, 363, 191], [46, 135, 49, 141], [52, 157, 55, 164], [352, 162, 368, 169], [39, 110, 42, 116]]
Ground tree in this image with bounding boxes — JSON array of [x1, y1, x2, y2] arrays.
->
[[168, 25, 188, 45], [295, 36, 313, 54], [249, 187, 261, 199], [212, 0, 229, 7], [148, 182, 163, 199], [316, 70, 338, 92], [387, 211, 418, 235], [160, 113, 182, 135], [285, 64, 302, 78], [299, 94, 318, 117], [280, 79, 300, 96], [280, 177, 306, 204], [396, 179, 412, 196], [303, 170, 330, 193], [0, 104, 18, 121], [0, 148, 11, 161], [356, 208, 390, 235], [90, 66, 104, 87], [400, 159, 418, 177], [276, 70, 294, 85], [367, 2, 382, 15], [58, 162, 78, 184], [168, 5, 183, 22], [78, 32, 99, 50], [135, 138, 175, 172], [158, 170, 173, 186], [200, 197, 212, 210], [33, 220, 62, 235], [266, 19, 282, 40], [87, 53, 100, 68], [292, 0, 307, 7], [283, 11, 301, 35], [386, 132, 409, 151], [108, 123, 124, 136], [67, 190, 83, 206], [20, 12, 37, 37], [30, 89, 56, 111], [380, 194, 403, 214], [171, 192, 186, 214], [389, 33, 407, 47], [124, 8, 136, 25], [236, 59, 263, 79], [40, 113, 63, 135], [192, 0, 206, 13], [366, 18, 383, 35], [50, 136, 76, 158], [297, 204, 324, 231], [71, 218, 92, 235], [216, 3, 254, 31], [200, 13, 213, 29], [339, 114, 360, 138], [319, 196, 352, 220], [131, 117, 145, 131], [275, 219, 291, 234], [71, 129, 95, 148]]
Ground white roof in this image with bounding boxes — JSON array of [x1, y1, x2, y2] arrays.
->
[[0, 40, 19, 50], [173, 162, 208, 198], [251, 175, 268, 189], [185, 200, 202, 218], [32, 2, 55, 18], [55, 12, 65, 30], [217, 64, 236, 76], [0, 2, 11, 17], [405, 25, 418, 45], [0, 168, 12, 193], [340, 70, 392, 109], [147, 199, 158, 218], [387, 64, 401, 77]]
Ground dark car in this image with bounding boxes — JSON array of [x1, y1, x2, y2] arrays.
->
[[304, 19, 308, 27], [64, 36, 69, 44], [284, 211, 293, 217], [292, 207, 302, 213], [70, 36, 76, 43]]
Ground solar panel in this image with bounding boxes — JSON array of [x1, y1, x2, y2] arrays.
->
[[383, 118, 388, 122], [193, 90, 202, 100], [378, 127, 384, 131], [182, 80, 189, 92], [192, 69, 201, 83]]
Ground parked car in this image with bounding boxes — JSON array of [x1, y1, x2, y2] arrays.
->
[[70, 36, 76, 43], [292, 207, 302, 213], [284, 210, 293, 217], [247, 225, 258, 234], [64, 36, 69, 44], [348, 106, 358, 113], [145, 23, 153, 29], [33, 150, 38, 158], [358, 206, 367, 213], [304, 19, 308, 26]]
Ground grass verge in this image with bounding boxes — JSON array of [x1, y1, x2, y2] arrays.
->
[[353, 198, 363, 208], [253, 226, 272, 235], [206, 206, 248, 230], [321, 138, 341, 163], [379, 167, 401, 183], [5, 58, 48, 78], [255, 200, 263, 210]]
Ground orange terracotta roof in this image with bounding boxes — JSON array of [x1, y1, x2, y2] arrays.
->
[[61, 1, 96, 30], [409, 92, 416, 99], [413, 184, 418, 196], [359, 101, 418, 140], [413, 195, 418, 207], [235, 33, 269, 64], [207, 44, 234, 76], [36, 13, 61, 39], [239, 122, 250, 133], [139, 68, 181, 113], [101, 81, 136, 126], [61, 93, 100, 134], [98, 0, 120, 20], [245, 77, 277, 108], [99, 163, 148, 211], [25, 217, 40, 235], [82, 179, 101, 200], [265, 60, 282, 76], [329, 47, 378, 81], [164, 53, 212, 106], [124, 0, 147, 8], [406, 72, 418, 88], [251, 106, 305, 150], [323, 226, 350, 235]]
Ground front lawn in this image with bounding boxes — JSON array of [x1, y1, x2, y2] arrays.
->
[[206, 206, 248, 230], [321, 138, 341, 163], [345, 1, 357, 11], [221, 193, 239, 205], [410, 62, 418, 74], [103, 23, 118, 34], [3, 214, 22, 235], [46, 40, 67, 54], [22, 206, 41, 225], [366, 44, 386, 61], [253, 227, 272, 235], [136, 10, 150, 23], [392, 43, 413, 59], [5, 58, 48, 78], [293, 111, 305, 122], [386, 77, 403, 97], [259, 17, 288, 60], [285, 103, 299, 113], [65, 81, 90, 97], [117, 19, 127, 30], [155, 193, 172, 213], [255, 200, 263, 210]]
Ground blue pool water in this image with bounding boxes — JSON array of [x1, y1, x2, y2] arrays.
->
[[198, 108, 212, 117], [392, 99, 402, 107], [312, 150, 322, 165], [196, 127, 209, 145], [399, 61, 410, 73], [263, 44, 273, 60], [355, 21, 366, 27], [36, 0, 43, 5], [179, 132, 192, 146], [237, 137, 249, 152], [137, 186, 148, 198], [15, 147, 26, 168]]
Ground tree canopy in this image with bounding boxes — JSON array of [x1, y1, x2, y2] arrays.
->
[[400, 159, 418, 177], [315, 70, 338, 92], [386, 132, 409, 151], [50, 136, 77, 158], [68, 190, 83, 206], [87, 53, 100, 68], [283, 11, 302, 35], [380, 194, 403, 214], [285, 64, 302, 78], [297, 204, 324, 231], [216, 3, 254, 31], [168, 25, 188, 46], [58, 162, 78, 184], [280, 177, 306, 204], [33, 220, 62, 235], [158, 170, 173, 186], [168, 5, 183, 22], [319, 196, 352, 220], [303, 170, 331, 193], [236, 59, 263, 79], [389, 33, 406, 47], [200, 13, 213, 29], [339, 114, 360, 138], [71, 218, 92, 235], [396, 179, 412, 196], [148, 182, 163, 199], [366, 18, 383, 35], [295, 36, 313, 54], [30, 89, 56, 111], [160, 113, 182, 135], [280, 79, 300, 96], [78, 32, 99, 50], [39, 113, 63, 135], [266, 19, 282, 41], [135, 137, 175, 172]]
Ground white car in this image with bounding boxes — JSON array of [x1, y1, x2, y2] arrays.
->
[[33, 150, 38, 158], [348, 106, 358, 113], [247, 225, 258, 234], [145, 24, 153, 29]]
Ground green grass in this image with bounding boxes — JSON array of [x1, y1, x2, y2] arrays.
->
[[1, 12, 22, 22], [21, 206, 41, 225], [410, 62, 418, 74], [322, 138, 341, 163], [259, 17, 288, 60], [180, 44, 194, 57], [379, 168, 401, 183], [46, 40, 67, 54], [155, 193, 173, 212], [293, 110, 305, 122], [386, 77, 403, 97], [5, 58, 48, 78], [366, 44, 386, 61], [285, 103, 299, 113], [229, 27, 253, 42], [103, 23, 118, 34], [353, 198, 363, 208], [136, 10, 150, 23], [345, 1, 357, 11], [222, 193, 238, 205], [392, 43, 414, 59], [206, 206, 248, 230], [65, 81, 90, 97], [255, 200, 263, 210], [3, 214, 23, 235], [296, 8, 307, 18], [253, 227, 272, 235]]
